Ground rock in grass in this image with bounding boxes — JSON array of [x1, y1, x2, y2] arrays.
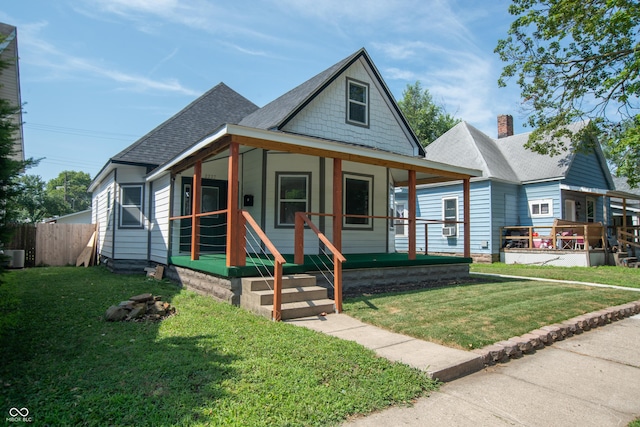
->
[[105, 305, 128, 322]]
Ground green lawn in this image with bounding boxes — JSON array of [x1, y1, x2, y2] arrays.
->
[[470, 263, 640, 289], [343, 275, 640, 350], [0, 267, 436, 427]]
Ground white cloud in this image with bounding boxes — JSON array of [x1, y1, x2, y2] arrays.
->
[[17, 21, 200, 96]]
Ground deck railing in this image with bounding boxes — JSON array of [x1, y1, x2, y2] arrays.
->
[[294, 212, 346, 312], [616, 226, 640, 254], [240, 211, 286, 321], [501, 223, 606, 251]]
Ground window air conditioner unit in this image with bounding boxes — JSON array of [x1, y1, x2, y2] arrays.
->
[[442, 226, 457, 237]]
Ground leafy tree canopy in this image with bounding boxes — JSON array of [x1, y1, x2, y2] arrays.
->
[[46, 170, 92, 215], [397, 81, 461, 147], [495, 0, 640, 186]]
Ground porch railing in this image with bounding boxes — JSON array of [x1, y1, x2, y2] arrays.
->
[[616, 226, 640, 255], [500, 223, 606, 251], [240, 211, 286, 321], [294, 212, 346, 312]]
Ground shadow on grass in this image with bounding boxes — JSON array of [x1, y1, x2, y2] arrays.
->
[[0, 267, 238, 426]]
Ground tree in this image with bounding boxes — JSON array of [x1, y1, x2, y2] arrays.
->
[[495, 0, 640, 186], [0, 34, 36, 265], [46, 171, 92, 215], [397, 81, 461, 147], [13, 175, 49, 223]]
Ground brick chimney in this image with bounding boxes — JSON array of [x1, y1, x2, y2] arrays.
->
[[497, 114, 514, 138]]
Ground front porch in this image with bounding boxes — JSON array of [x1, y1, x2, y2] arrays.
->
[[167, 251, 472, 319]]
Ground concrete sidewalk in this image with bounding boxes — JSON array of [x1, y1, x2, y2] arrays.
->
[[288, 313, 640, 426], [286, 313, 484, 382]]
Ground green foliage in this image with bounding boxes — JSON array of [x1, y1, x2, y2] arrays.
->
[[0, 267, 436, 426], [46, 170, 92, 214], [397, 81, 460, 146], [0, 33, 37, 271], [495, 0, 640, 186]]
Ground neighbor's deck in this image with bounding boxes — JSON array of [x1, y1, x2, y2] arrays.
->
[[170, 252, 472, 278]]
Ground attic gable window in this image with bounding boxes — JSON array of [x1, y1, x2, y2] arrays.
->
[[346, 79, 369, 127]]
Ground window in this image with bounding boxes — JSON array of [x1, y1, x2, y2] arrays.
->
[[443, 197, 458, 236], [120, 185, 143, 228], [443, 197, 458, 225], [344, 174, 373, 229], [346, 79, 369, 127], [395, 202, 407, 236], [586, 198, 596, 222], [529, 199, 553, 218], [277, 173, 310, 226]]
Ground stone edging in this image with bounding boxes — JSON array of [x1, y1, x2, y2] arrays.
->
[[473, 300, 640, 365]]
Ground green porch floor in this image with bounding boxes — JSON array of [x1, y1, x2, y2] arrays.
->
[[169, 253, 472, 278]]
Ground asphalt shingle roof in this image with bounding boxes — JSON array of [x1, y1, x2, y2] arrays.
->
[[425, 121, 584, 183], [111, 82, 258, 169]]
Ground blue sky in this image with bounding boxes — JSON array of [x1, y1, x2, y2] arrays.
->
[[2, 0, 525, 182]]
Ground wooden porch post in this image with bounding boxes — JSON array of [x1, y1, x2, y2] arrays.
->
[[408, 170, 416, 260], [226, 141, 240, 267], [333, 158, 342, 252], [463, 178, 471, 259], [333, 158, 343, 313], [190, 160, 202, 261]]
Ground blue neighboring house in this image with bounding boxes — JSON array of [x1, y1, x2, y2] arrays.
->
[[395, 115, 616, 263]]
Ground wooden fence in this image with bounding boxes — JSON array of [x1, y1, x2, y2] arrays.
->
[[5, 224, 36, 267], [35, 223, 96, 266], [5, 223, 96, 267]]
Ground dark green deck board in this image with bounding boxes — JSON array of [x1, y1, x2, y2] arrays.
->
[[169, 253, 471, 278]]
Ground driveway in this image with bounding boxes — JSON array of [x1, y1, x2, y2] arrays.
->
[[344, 314, 640, 427]]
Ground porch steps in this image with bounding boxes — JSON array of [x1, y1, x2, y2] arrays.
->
[[614, 251, 639, 268], [240, 274, 335, 320]]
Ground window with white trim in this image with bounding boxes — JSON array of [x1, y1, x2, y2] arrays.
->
[[529, 199, 553, 218], [277, 173, 310, 227], [344, 173, 373, 229], [586, 198, 596, 222], [395, 202, 408, 236], [346, 79, 369, 127], [120, 184, 143, 228], [443, 197, 458, 226]]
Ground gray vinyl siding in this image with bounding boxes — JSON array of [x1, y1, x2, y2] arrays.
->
[[149, 173, 171, 264], [113, 165, 149, 261], [564, 150, 611, 190], [93, 172, 115, 258]]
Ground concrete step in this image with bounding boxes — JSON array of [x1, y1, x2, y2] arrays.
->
[[242, 274, 317, 292], [279, 299, 335, 320], [248, 285, 328, 305]]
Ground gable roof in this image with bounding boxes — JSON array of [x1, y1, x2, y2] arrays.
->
[[239, 48, 425, 156], [110, 83, 258, 169], [424, 120, 607, 184]]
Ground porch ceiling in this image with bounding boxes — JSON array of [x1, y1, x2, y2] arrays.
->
[[147, 124, 481, 183]]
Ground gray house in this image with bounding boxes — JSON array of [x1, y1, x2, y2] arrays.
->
[[395, 115, 616, 266], [89, 49, 479, 319]]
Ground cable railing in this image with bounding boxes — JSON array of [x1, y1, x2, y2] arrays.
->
[[294, 212, 346, 312], [240, 211, 285, 321]]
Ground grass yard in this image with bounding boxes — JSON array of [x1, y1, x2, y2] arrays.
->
[[343, 276, 640, 350], [470, 263, 640, 289], [0, 267, 436, 427]]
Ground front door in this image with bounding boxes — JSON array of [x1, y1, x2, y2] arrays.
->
[[180, 178, 228, 254]]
